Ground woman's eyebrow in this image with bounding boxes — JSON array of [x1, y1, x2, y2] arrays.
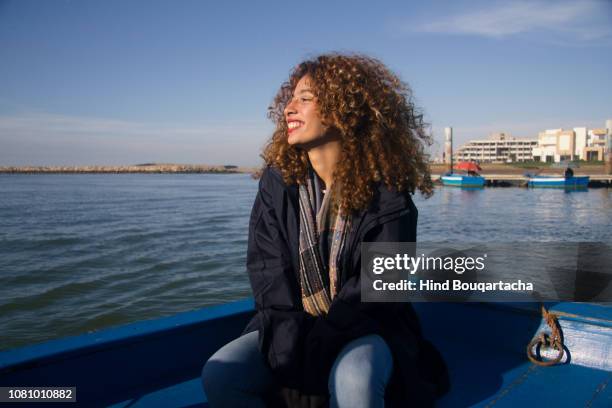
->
[[298, 88, 313, 94]]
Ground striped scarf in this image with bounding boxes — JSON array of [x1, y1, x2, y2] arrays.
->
[[298, 173, 351, 316]]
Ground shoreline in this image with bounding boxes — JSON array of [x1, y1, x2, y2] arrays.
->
[[1, 163, 610, 187], [1, 163, 608, 175], [0, 164, 258, 174]]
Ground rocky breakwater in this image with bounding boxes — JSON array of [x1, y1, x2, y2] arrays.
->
[[0, 164, 256, 174]]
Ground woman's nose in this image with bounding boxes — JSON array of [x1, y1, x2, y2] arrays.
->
[[285, 99, 297, 116]]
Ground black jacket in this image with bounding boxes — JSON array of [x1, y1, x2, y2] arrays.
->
[[244, 166, 449, 407]]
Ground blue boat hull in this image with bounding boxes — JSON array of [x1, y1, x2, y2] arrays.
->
[[1, 300, 610, 407], [528, 176, 590, 188], [441, 174, 486, 187]]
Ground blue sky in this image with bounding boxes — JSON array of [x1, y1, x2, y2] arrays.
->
[[1, 0, 611, 166]]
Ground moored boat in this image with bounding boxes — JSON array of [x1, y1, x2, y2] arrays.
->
[[527, 175, 590, 188], [441, 161, 486, 187], [441, 174, 486, 187]]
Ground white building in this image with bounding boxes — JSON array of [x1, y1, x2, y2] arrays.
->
[[532, 129, 575, 163], [583, 128, 607, 161], [574, 127, 588, 160], [454, 133, 538, 163], [532, 120, 612, 163]]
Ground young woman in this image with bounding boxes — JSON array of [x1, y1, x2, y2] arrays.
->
[[202, 53, 448, 407]]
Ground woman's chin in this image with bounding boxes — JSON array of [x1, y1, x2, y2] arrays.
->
[[287, 134, 301, 146]]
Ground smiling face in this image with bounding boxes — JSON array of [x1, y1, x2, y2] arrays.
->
[[284, 76, 328, 147]]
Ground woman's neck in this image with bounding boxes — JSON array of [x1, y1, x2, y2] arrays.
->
[[307, 140, 341, 189]]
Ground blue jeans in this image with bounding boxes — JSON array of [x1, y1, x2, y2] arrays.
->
[[201, 331, 393, 408]]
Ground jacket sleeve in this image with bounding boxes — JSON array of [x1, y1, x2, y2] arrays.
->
[[246, 169, 316, 389]]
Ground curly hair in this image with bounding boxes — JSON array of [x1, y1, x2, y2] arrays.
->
[[261, 53, 433, 214]]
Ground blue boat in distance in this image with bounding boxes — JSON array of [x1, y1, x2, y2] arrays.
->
[[441, 161, 486, 187], [441, 174, 486, 187], [527, 175, 590, 188]]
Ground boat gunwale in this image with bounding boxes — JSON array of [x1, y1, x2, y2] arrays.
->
[[0, 299, 255, 372], [484, 302, 612, 327], [3, 300, 611, 372]]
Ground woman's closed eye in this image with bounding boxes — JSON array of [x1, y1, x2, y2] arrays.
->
[[291, 95, 312, 103]]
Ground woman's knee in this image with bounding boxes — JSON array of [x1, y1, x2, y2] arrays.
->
[[201, 331, 260, 395], [201, 350, 229, 396], [329, 334, 393, 407]]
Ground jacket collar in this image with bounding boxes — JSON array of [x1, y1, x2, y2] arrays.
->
[[287, 179, 414, 252], [285, 176, 411, 233]]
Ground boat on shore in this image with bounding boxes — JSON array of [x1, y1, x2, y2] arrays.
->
[[527, 175, 590, 188], [1, 299, 610, 407]]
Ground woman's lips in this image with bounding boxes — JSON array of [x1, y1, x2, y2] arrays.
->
[[287, 121, 304, 133]]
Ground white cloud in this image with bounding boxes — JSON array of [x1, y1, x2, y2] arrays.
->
[[408, 0, 611, 42], [0, 113, 272, 166]]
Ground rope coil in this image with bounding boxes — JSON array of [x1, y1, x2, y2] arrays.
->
[[526, 304, 565, 366]]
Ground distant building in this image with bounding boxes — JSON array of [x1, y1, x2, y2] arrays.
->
[[583, 128, 607, 161], [574, 127, 588, 160], [450, 120, 610, 164], [532, 120, 611, 162], [454, 133, 538, 163], [532, 129, 575, 163]]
